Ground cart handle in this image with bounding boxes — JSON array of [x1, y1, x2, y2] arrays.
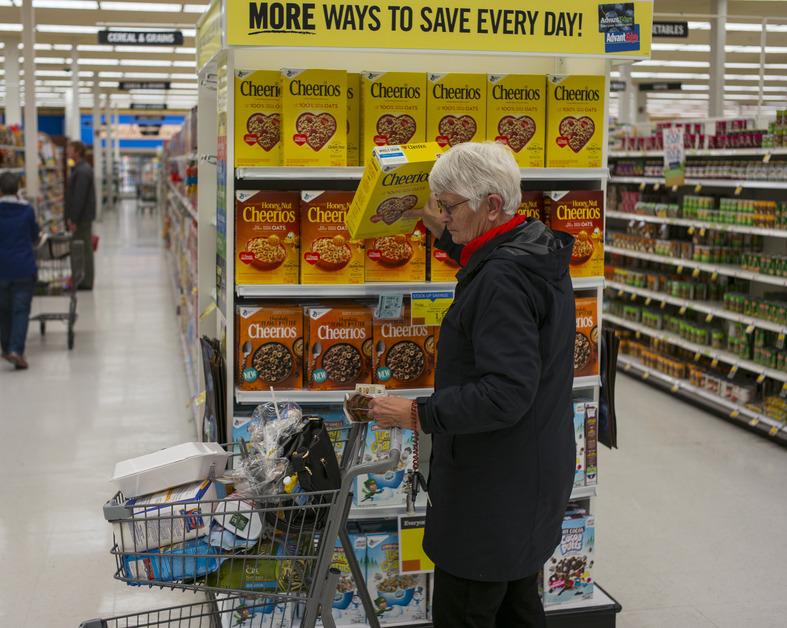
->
[[341, 427, 403, 488]]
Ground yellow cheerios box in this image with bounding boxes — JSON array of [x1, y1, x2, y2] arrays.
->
[[487, 74, 546, 168], [234, 70, 282, 168], [361, 72, 427, 166], [281, 68, 348, 167], [347, 73, 360, 167], [345, 143, 444, 241], [545, 75, 605, 169], [426, 73, 486, 149]]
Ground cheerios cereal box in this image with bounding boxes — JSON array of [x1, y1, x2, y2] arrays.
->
[[346, 143, 443, 240], [364, 223, 426, 283], [427, 233, 460, 283], [426, 73, 486, 149], [545, 191, 604, 278], [487, 74, 546, 168], [347, 73, 361, 167], [573, 296, 599, 378], [372, 303, 437, 390], [361, 72, 427, 166], [545, 75, 605, 168], [235, 190, 299, 285], [281, 68, 348, 167], [300, 191, 364, 284], [517, 191, 546, 222], [234, 70, 282, 168]]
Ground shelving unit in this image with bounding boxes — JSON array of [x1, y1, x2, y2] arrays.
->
[[607, 210, 787, 239], [610, 148, 787, 158], [609, 175, 787, 189]]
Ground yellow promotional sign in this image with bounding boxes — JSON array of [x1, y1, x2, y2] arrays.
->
[[196, 0, 221, 70], [398, 515, 435, 574], [410, 290, 453, 326], [226, 1, 653, 57]]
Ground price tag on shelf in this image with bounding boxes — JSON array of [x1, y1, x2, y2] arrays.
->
[[376, 293, 405, 320], [660, 301, 667, 310], [711, 357, 719, 368], [653, 183, 661, 191], [749, 417, 760, 427], [635, 331, 642, 339], [671, 383, 680, 393], [705, 313, 714, 323], [692, 268, 701, 279], [694, 352, 702, 362], [624, 362, 632, 372], [694, 184, 702, 193], [398, 515, 434, 574], [639, 182, 646, 191], [645, 297, 652, 306], [745, 324, 755, 335], [769, 426, 779, 437], [617, 289, 624, 298], [642, 371, 650, 380], [757, 373, 766, 384], [734, 185, 743, 196], [711, 272, 718, 282], [671, 185, 678, 192], [728, 364, 738, 379], [730, 409, 740, 419], [780, 383, 787, 399], [410, 291, 453, 326], [677, 265, 684, 274], [687, 226, 695, 235], [777, 333, 785, 350], [763, 152, 772, 164], [679, 306, 688, 315], [630, 293, 637, 302]]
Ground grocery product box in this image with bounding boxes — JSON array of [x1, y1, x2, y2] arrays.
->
[[301, 191, 364, 284], [346, 143, 443, 240], [364, 223, 427, 283], [236, 305, 304, 391], [517, 191, 546, 222], [373, 304, 436, 389], [487, 74, 546, 168], [328, 534, 368, 625], [305, 306, 373, 390], [361, 72, 427, 164], [347, 73, 361, 167], [583, 402, 598, 486], [216, 594, 296, 628], [426, 73, 486, 148], [543, 513, 595, 606], [354, 426, 415, 509], [546, 190, 604, 278], [235, 190, 299, 285], [572, 406, 586, 488], [281, 68, 348, 167], [234, 70, 282, 167], [366, 532, 428, 624], [123, 538, 221, 583], [428, 232, 460, 282], [574, 295, 599, 378], [545, 75, 605, 168], [115, 480, 217, 552]]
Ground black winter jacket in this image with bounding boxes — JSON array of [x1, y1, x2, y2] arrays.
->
[[417, 218, 577, 582], [65, 160, 96, 226]]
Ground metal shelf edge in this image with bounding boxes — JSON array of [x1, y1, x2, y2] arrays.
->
[[606, 211, 787, 239]]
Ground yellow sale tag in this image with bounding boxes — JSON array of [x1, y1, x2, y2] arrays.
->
[[763, 152, 772, 164], [645, 297, 652, 306], [745, 325, 755, 335], [624, 362, 632, 372], [679, 306, 687, 315], [411, 291, 454, 326], [200, 301, 217, 321], [711, 272, 718, 281], [617, 289, 624, 297], [693, 268, 701, 278], [677, 265, 684, 274], [694, 184, 702, 193], [749, 417, 759, 426], [635, 331, 642, 339], [671, 185, 678, 192], [711, 358, 719, 368], [734, 185, 743, 196], [671, 383, 679, 392], [730, 409, 740, 418], [639, 182, 646, 191], [630, 293, 637, 302], [653, 183, 661, 191], [778, 333, 785, 349], [398, 515, 435, 574], [769, 426, 779, 437], [705, 313, 713, 323], [687, 226, 695, 235], [642, 371, 650, 380], [728, 365, 738, 378], [660, 301, 667, 310], [757, 373, 766, 384], [694, 352, 701, 361]]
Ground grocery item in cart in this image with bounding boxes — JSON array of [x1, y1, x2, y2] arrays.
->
[[235, 69, 282, 167], [573, 295, 599, 378], [487, 74, 546, 167], [122, 538, 221, 583], [364, 223, 427, 283], [301, 190, 364, 284], [235, 190, 300, 285], [112, 441, 231, 499], [373, 303, 437, 389], [545, 75, 605, 168], [210, 495, 264, 551], [546, 190, 604, 278], [426, 73, 486, 148], [236, 305, 304, 391], [361, 72, 427, 165], [281, 68, 348, 167], [543, 510, 595, 606], [216, 594, 296, 628], [347, 73, 361, 167], [354, 426, 415, 508]]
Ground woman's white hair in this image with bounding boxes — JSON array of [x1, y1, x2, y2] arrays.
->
[[429, 141, 522, 216]]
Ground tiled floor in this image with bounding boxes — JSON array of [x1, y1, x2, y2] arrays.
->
[[1, 201, 786, 627]]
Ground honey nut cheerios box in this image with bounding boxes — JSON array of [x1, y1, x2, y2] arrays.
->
[[235, 190, 299, 285], [372, 303, 437, 390], [361, 71, 427, 166], [281, 68, 348, 167], [364, 222, 427, 283], [545, 190, 604, 278], [347, 72, 361, 167], [346, 142, 444, 241], [545, 75, 605, 169], [300, 190, 364, 284], [487, 74, 546, 168], [426, 73, 487, 149], [234, 70, 282, 168], [427, 232, 460, 283], [236, 305, 304, 391], [517, 191, 546, 222], [304, 306, 373, 391], [574, 295, 600, 379]]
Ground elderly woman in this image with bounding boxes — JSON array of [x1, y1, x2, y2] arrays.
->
[[370, 142, 577, 628]]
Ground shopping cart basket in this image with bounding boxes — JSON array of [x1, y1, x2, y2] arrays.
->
[[81, 422, 404, 628], [30, 233, 85, 350]]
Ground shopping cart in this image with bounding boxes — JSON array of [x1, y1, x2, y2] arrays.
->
[[137, 182, 158, 214], [81, 422, 405, 628], [30, 233, 85, 350]]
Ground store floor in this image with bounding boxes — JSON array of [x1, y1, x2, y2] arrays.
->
[[1, 202, 786, 628]]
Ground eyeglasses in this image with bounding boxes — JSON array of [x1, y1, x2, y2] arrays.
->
[[436, 197, 471, 216]]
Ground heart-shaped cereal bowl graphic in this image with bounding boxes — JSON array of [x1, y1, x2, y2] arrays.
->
[[558, 116, 595, 153], [438, 115, 477, 147], [246, 113, 280, 151], [497, 115, 536, 153], [295, 112, 337, 151], [376, 114, 417, 146], [372, 196, 418, 225]]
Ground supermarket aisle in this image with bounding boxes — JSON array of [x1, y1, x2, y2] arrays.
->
[[0, 201, 199, 627], [596, 376, 787, 628]]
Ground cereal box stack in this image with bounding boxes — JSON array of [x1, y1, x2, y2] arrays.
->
[[236, 305, 304, 391], [573, 295, 599, 378], [427, 73, 487, 148], [365, 223, 427, 283], [234, 70, 282, 167], [300, 191, 364, 284], [281, 68, 348, 167], [361, 72, 427, 165], [545, 75, 605, 168], [304, 306, 373, 390], [517, 191, 546, 222], [347, 72, 361, 167], [235, 190, 299, 285], [428, 233, 460, 282], [328, 534, 367, 625], [355, 427, 416, 509], [545, 190, 604, 278], [372, 303, 437, 389], [487, 74, 546, 167]]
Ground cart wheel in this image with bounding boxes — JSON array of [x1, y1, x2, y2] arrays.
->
[[40, 321, 46, 336], [68, 328, 75, 350]]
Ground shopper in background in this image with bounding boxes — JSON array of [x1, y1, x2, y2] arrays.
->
[[0, 172, 41, 370], [65, 141, 95, 290], [370, 142, 577, 628]]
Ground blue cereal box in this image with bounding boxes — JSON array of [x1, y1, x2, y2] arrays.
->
[[543, 515, 595, 606], [354, 426, 415, 508], [366, 533, 427, 624], [122, 538, 221, 583], [573, 403, 586, 487]]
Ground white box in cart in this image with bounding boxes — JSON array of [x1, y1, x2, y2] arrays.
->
[[116, 480, 217, 552], [112, 442, 231, 498], [216, 593, 297, 628]]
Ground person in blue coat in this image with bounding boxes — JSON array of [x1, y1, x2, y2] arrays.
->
[[0, 172, 40, 370]]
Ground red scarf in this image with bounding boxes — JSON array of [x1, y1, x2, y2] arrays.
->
[[459, 214, 528, 267]]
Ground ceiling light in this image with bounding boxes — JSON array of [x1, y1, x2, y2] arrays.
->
[[34, 44, 53, 51], [635, 60, 710, 68], [53, 45, 75, 51], [171, 82, 197, 89], [652, 43, 710, 52], [175, 47, 196, 55], [35, 57, 68, 64], [687, 21, 711, 30], [182, 29, 196, 37], [727, 45, 787, 54], [169, 73, 195, 79], [110, 46, 174, 54], [34, 0, 98, 8], [0, 24, 23, 32], [631, 72, 710, 80], [78, 45, 112, 52], [101, 2, 182, 12], [99, 71, 123, 77], [173, 60, 195, 67], [38, 25, 100, 34], [80, 58, 121, 66], [123, 72, 170, 79], [119, 60, 173, 67]]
